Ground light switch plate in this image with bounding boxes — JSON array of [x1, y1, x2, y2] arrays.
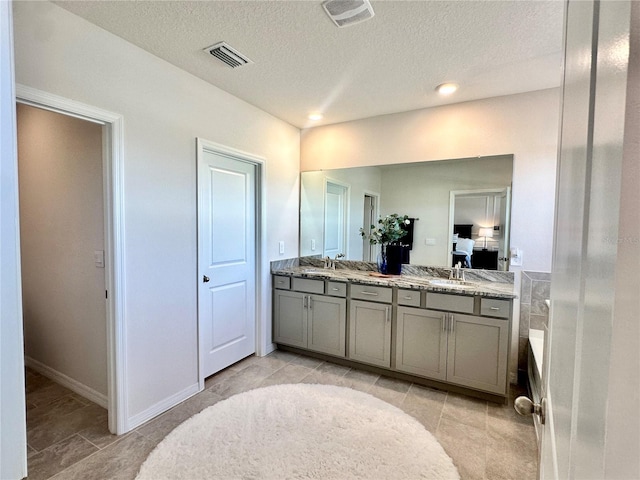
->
[[424, 238, 436, 246], [94, 250, 105, 268], [311, 239, 316, 251], [279, 241, 285, 255]]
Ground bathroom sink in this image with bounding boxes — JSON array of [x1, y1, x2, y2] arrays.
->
[[300, 268, 326, 275], [429, 279, 476, 289]]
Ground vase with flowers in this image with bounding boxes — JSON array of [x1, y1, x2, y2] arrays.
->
[[359, 214, 410, 275]]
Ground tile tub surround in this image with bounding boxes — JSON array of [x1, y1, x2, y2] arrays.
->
[[518, 271, 551, 380], [272, 257, 517, 299]]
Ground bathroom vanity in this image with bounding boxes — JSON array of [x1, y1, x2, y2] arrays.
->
[[272, 261, 516, 403]]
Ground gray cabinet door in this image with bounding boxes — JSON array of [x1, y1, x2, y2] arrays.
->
[[307, 295, 346, 357], [273, 290, 307, 348], [348, 300, 391, 368], [396, 307, 447, 381], [446, 313, 509, 394]]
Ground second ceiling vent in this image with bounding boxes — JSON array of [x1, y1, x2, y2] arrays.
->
[[204, 42, 252, 68]]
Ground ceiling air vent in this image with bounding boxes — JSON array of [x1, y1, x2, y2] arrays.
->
[[204, 42, 252, 68], [322, 0, 375, 28]]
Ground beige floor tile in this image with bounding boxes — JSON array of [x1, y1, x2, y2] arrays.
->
[[49, 432, 157, 480], [26, 435, 98, 480], [27, 352, 537, 480], [316, 361, 350, 376], [400, 384, 447, 433], [259, 364, 314, 387], [27, 395, 87, 429], [78, 423, 122, 450], [441, 392, 488, 430], [373, 375, 412, 393], [27, 382, 76, 409], [436, 417, 488, 480], [289, 354, 324, 369], [334, 368, 379, 392], [28, 404, 107, 452]]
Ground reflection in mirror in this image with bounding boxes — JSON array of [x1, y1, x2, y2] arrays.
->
[[449, 187, 511, 271], [300, 155, 513, 270]]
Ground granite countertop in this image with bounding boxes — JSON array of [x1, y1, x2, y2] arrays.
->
[[272, 266, 517, 299]]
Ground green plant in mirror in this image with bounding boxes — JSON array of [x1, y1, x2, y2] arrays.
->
[[360, 214, 410, 245]]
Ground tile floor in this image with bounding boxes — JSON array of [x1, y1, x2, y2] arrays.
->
[[25, 350, 537, 480]]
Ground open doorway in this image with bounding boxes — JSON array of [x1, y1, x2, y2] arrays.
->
[[15, 85, 126, 437], [18, 103, 108, 404], [17, 103, 114, 463], [362, 193, 378, 261]]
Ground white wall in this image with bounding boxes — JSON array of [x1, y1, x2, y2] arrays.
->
[[301, 88, 560, 272], [379, 156, 512, 266], [0, 2, 28, 478], [18, 104, 108, 400], [12, 1, 300, 428]]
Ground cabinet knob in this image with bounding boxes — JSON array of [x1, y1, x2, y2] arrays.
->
[[203, 275, 210, 283]]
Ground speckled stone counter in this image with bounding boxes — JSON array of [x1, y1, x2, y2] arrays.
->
[[271, 257, 517, 300]]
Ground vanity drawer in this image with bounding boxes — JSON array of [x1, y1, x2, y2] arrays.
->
[[327, 281, 347, 298], [351, 284, 392, 303], [291, 277, 325, 294], [480, 298, 511, 318], [273, 275, 291, 290], [398, 289, 421, 307], [426, 292, 474, 314]]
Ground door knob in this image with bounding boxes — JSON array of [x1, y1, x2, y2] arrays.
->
[[203, 275, 210, 283], [514, 396, 546, 425]]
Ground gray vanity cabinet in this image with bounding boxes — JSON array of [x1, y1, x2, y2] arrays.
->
[[307, 295, 346, 357], [447, 313, 509, 394], [349, 299, 392, 368], [396, 304, 510, 395], [273, 290, 307, 349], [395, 307, 447, 380], [273, 277, 346, 357]]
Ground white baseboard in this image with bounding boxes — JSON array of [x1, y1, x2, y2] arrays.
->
[[25, 356, 108, 408], [127, 382, 200, 431], [263, 343, 276, 356]]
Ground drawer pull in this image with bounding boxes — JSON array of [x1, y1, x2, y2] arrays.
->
[[332, 288, 340, 291], [360, 291, 379, 296], [490, 306, 501, 311], [403, 296, 413, 300], [277, 280, 284, 284]]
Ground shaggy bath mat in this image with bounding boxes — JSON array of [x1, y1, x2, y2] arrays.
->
[[136, 383, 459, 479]]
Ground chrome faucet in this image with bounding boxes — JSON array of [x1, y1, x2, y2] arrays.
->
[[450, 262, 465, 281], [324, 253, 345, 270]]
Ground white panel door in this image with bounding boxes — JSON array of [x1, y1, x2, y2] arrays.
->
[[324, 181, 347, 258], [198, 148, 256, 379]]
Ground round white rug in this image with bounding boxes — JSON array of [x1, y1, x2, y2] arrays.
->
[[136, 384, 460, 479]]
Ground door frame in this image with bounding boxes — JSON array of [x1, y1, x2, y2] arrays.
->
[[15, 84, 126, 434], [448, 187, 512, 269], [196, 138, 265, 389], [362, 191, 379, 262]]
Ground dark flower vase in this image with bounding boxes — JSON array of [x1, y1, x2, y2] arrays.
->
[[385, 244, 404, 275]]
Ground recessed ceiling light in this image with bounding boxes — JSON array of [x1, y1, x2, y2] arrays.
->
[[308, 113, 323, 121], [436, 83, 459, 95]]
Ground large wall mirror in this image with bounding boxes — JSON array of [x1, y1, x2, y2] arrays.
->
[[300, 154, 514, 270]]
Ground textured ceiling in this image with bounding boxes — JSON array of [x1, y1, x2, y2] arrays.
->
[[54, 0, 565, 128]]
